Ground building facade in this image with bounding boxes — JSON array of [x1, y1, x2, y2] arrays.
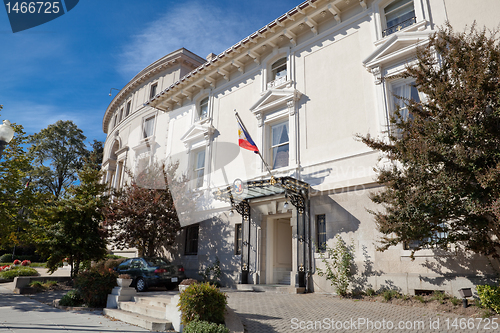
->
[[102, 0, 500, 296]]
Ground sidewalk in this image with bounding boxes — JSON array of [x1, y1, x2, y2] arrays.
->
[[0, 267, 152, 333]]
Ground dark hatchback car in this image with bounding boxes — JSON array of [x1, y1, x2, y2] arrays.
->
[[115, 257, 186, 292]]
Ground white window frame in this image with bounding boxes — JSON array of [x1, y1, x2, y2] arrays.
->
[[260, 47, 293, 92], [267, 57, 288, 90], [386, 77, 422, 136], [372, 0, 430, 43]]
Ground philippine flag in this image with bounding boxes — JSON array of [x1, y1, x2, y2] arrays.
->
[[237, 117, 259, 153]]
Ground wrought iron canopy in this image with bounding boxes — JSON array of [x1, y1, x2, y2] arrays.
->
[[213, 176, 309, 204]]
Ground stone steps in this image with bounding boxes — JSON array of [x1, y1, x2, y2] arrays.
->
[[103, 308, 172, 332], [236, 284, 305, 294]]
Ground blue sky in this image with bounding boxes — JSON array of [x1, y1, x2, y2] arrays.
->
[[0, 0, 298, 144]]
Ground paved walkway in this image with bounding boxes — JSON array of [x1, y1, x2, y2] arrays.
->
[[226, 290, 497, 333], [0, 268, 151, 333]]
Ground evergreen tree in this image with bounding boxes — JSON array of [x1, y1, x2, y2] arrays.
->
[[359, 24, 500, 259]]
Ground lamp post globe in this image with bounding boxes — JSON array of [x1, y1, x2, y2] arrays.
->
[[0, 120, 14, 159]]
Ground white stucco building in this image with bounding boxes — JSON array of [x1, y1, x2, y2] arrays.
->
[[102, 0, 500, 295]]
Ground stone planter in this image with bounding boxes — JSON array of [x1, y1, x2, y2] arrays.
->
[[116, 278, 132, 288], [178, 284, 189, 293]]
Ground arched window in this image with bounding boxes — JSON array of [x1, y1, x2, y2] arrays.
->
[[268, 58, 287, 89]]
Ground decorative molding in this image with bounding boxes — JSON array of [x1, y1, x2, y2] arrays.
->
[[250, 88, 303, 122], [180, 123, 215, 150]]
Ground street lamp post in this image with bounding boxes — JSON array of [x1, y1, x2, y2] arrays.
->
[[0, 120, 14, 159]]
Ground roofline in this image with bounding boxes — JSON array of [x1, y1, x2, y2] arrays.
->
[[146, 0, 324, 109], [102, 48, 205, 133]]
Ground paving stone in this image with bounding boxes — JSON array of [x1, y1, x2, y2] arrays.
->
[[226, 290, 497, 333]]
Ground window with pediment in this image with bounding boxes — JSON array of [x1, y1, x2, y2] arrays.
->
[[192, 149, 206, 188]]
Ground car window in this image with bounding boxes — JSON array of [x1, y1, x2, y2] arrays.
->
[[130, 259, 145, 269], [118, 259, 131, 269], [146, 257, 170, 266]]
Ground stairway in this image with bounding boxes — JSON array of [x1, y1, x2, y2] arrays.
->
[[278, 275, 291, 285], [104, 292, 181, 332]]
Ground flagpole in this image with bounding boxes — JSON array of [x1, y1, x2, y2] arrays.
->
[[234, 110, 274, 180]]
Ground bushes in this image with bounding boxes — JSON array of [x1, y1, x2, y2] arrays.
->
[[184, 320, 229, 333], [74, 269, 117, 307], [59, 290, 84, 307], [0, 266, 38, 280], [477, 285, 500, 314], [178, 282, 227, 325], [0, 254, 43, 263]]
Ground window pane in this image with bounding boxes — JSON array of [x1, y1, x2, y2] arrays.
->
[[272, 122, 289, 146], [126, 101, 131, 117], [272, 144, 289, 169], [235, 224, 242, 255], [150, 83, 157, 99], [317, 214, 326, 251], [199, 97, 209, 119], [185, 225, 199, 255], [385, 0, 415, 28], [143, 117, 155, 138]]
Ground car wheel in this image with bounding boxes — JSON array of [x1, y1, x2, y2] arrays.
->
[[136, 278, 147, 292]]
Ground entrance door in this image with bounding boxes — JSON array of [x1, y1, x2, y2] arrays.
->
[[265, 217, 292, 284]]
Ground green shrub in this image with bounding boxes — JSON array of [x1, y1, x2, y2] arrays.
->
[[382, 289, 399, 301], [29, 280, 44, 291], [0, 266, 38, 280], [366, 288, 376, 297], [431, 291, 448, 304], [184, 320, 229, 333], [59, 290, 84, 307], [477, 285, 500, 314], [74, 270, 117, 307], [0, 254, 12, 262], [414, 295, 426, 303], [450, 297, 461, 306], [178, 282, 227, 325], [316, 235, 355, 297]]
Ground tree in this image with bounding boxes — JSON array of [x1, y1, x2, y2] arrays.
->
[[34, 162, 109, 277], [103, 161, 189, 257], [358, 24, 500, 259], [0, 108, 40, 251], [29, 120, 88, 199]]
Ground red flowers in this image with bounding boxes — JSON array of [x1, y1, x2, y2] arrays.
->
[[13, 259, 20, 265], [21, 260, 31, 266]]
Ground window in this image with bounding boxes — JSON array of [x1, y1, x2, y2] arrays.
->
[[316, 214, 326, 252], [270, 121, 289, 169], [113, 114, 118, 128], [198, 97, 209, 120], [143, 116, 155, 139], [185, 225, 199, 255], [125, 101, 131, 117], [404, 223, 448, 250], [193, 150, 205, 188], [235, 224, 242, 255], [383, 0, 416, 37], [150, 83, 158, 100], [389, 80, 420, 136], [118, 108, 123, 123], [268, 58, 287, 89]]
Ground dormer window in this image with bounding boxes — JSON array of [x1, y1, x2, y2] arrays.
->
[[383, 0, 416, 37], [267, 58, 287, 89], [150, 83, 158, 100], [198, 97, 209, 121]]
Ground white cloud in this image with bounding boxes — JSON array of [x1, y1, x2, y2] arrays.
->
[[118, 1, 255, 79]]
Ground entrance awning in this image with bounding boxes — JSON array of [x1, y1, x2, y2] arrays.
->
[[213, 176, 309, 204]]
